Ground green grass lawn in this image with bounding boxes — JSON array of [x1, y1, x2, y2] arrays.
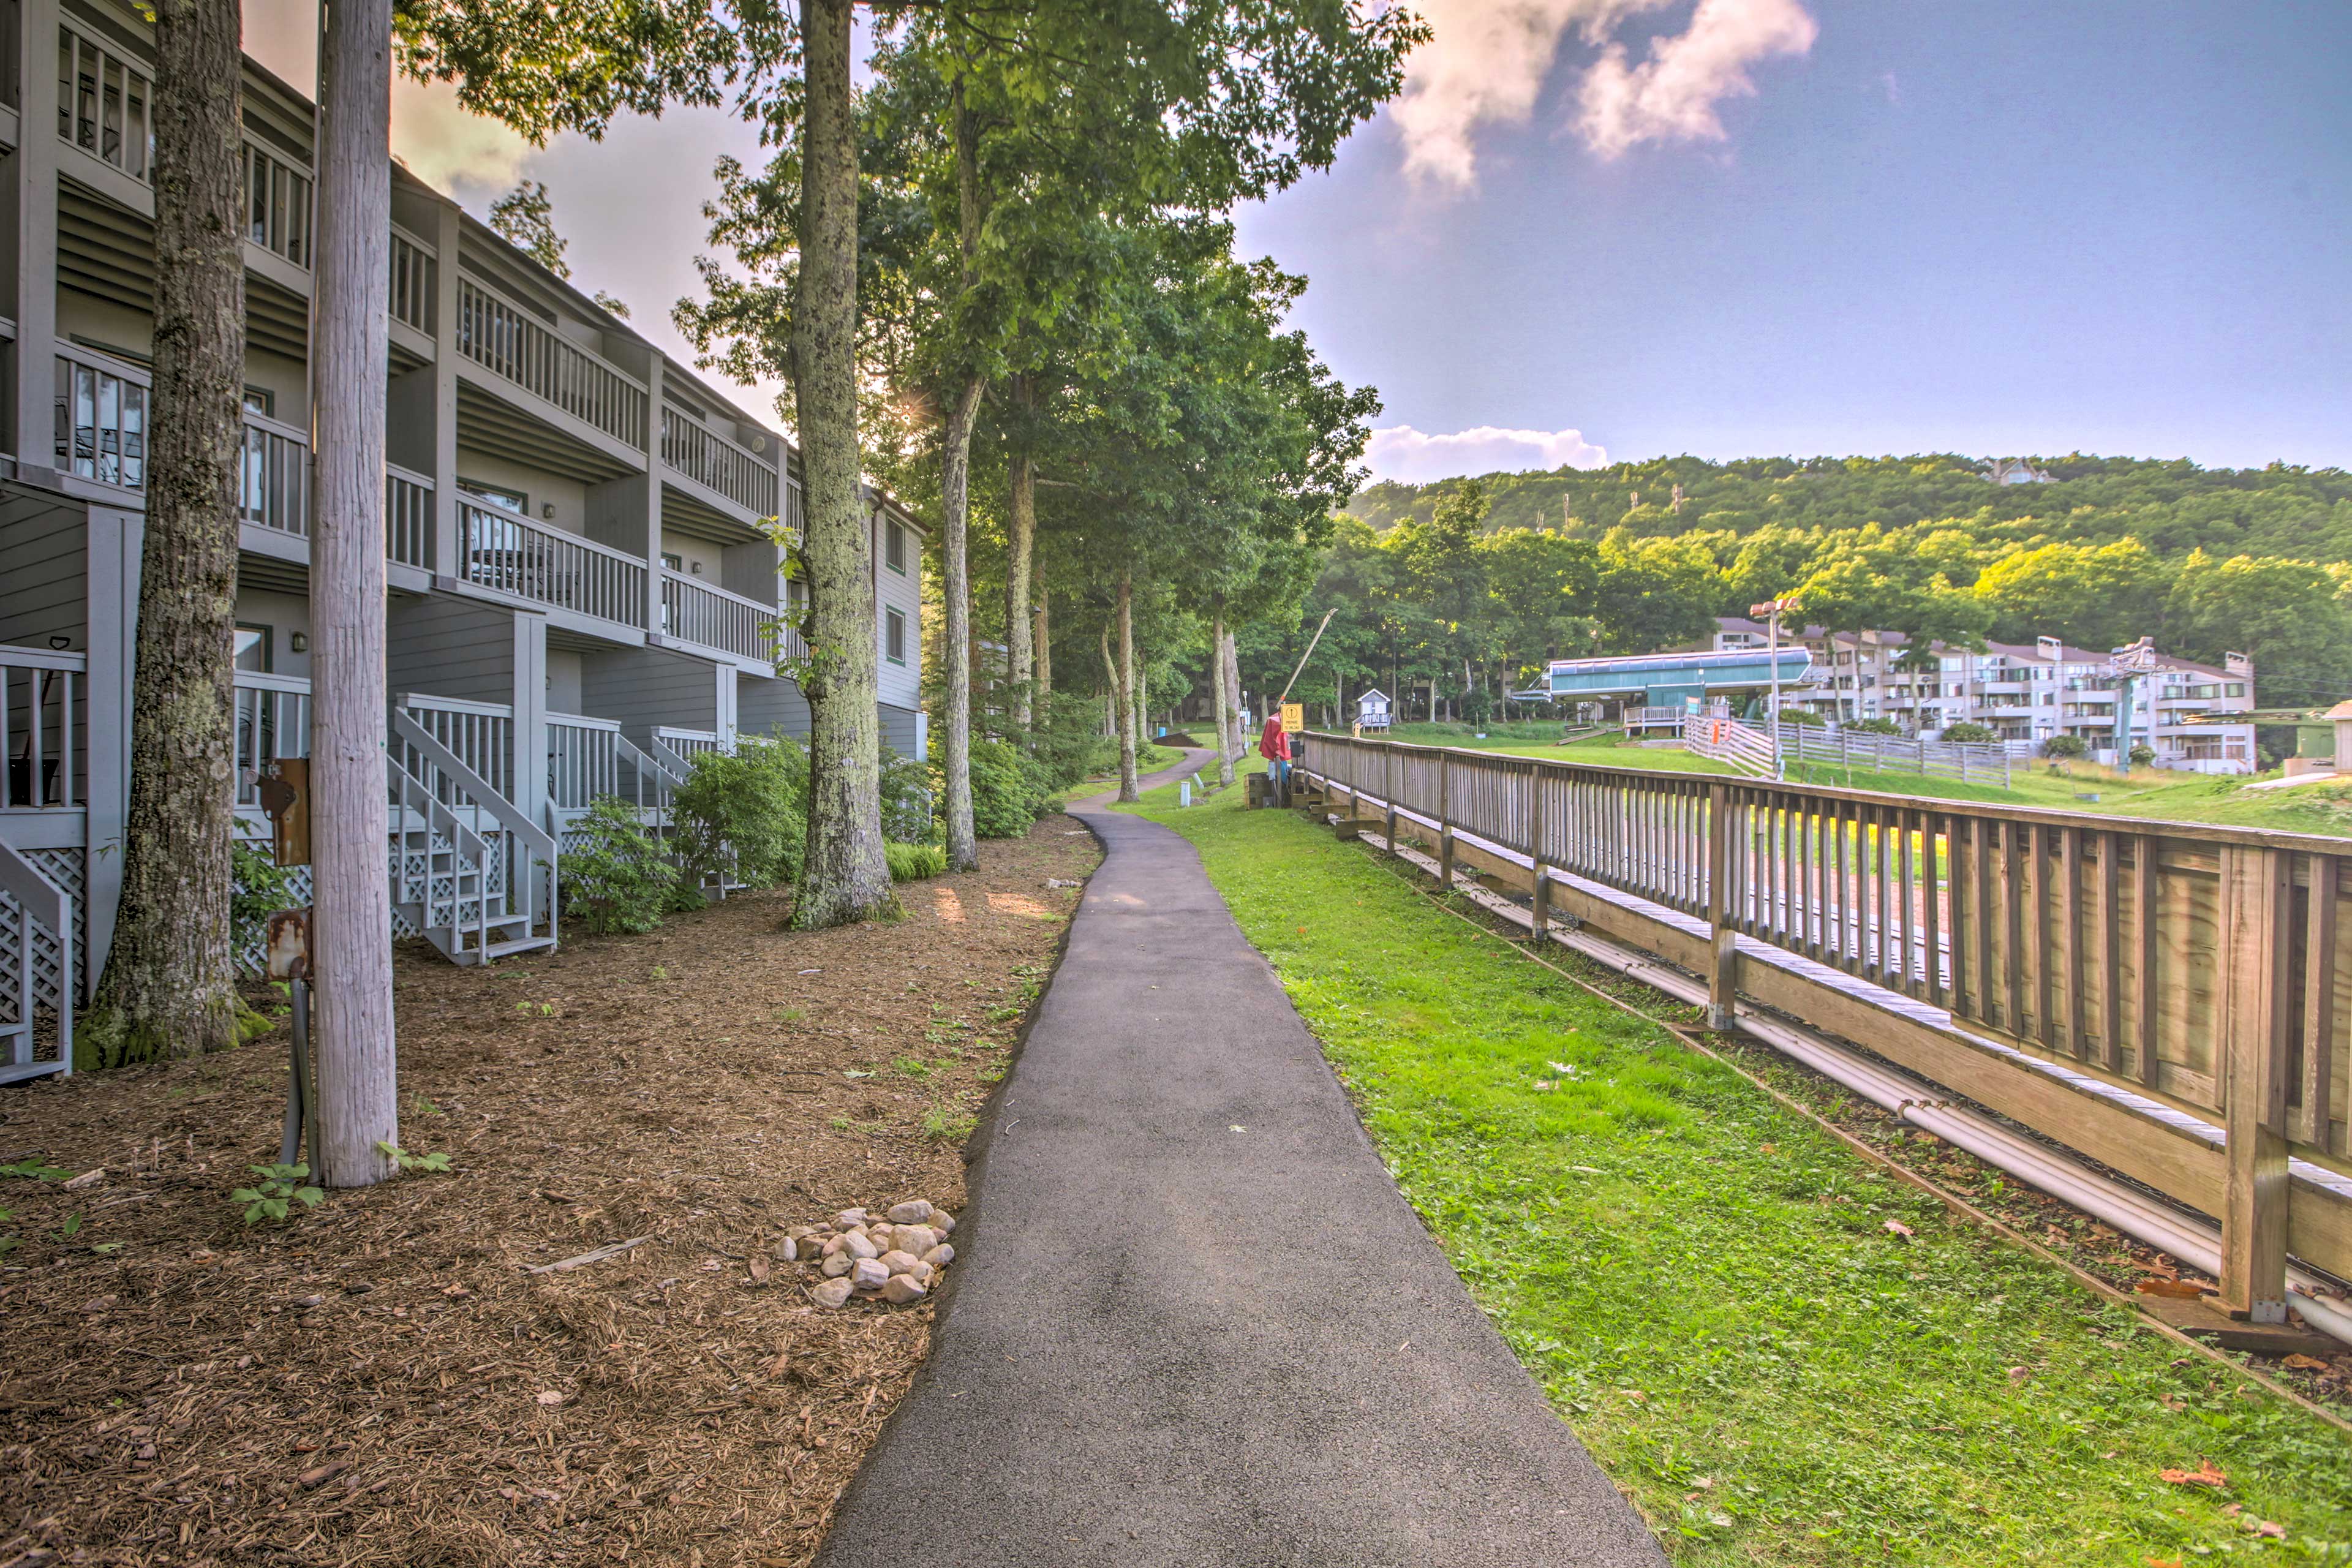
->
[[1118, 780, 2352, 1564], [1366, 725, 2352, 839]]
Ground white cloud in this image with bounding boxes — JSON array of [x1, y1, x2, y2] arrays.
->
[[1393, 0, 1667, 188], [390, 78, 535, 198], [1365, 424, 1608, 483], [1392, 0, 1814, 187], [1577, 0, 1819, 159]]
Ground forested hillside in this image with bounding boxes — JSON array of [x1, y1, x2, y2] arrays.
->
[[1231, 455, 2352, 726]]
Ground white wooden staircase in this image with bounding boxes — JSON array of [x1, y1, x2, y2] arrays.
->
[[388, 709, 559, 965]]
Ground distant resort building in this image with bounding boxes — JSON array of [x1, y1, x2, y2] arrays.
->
[[1982, 457, 2055, 485], [1518, 645, 1815, 734], [1708, 619, 2257, 774]]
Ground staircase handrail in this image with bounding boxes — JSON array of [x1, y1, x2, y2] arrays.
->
[[391, 710, 559, 944], [385, 753, 496, 960]]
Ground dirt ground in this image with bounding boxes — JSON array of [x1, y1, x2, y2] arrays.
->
[[0, 817, 1102, 1568]]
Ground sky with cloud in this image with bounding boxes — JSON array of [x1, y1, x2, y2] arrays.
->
[[244, 1, 2350, 483]]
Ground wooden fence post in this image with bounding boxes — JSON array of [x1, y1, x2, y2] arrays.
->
[[1437, 750, 1454, 889], [1383, 742, 1398, 856], [1528, 759, 1549, 937], [2218, 845, 2293, 1324], [1706, 782, 1736, 1030]]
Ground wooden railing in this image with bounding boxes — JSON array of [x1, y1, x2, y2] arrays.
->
[[1, 645, 83, 810], [546, 711, 620, 815], [457, 499, 647, 630], [390, 226, 434, 334], [386, 464, 432, 568], [243, 136, 312, 268], [54, 343, 146, 489], [232, 670, 308, 811], [1773, 720, 2013, 785], [58, 20, 151, 183], [661, 570, 783, 663], [399, 693, 514, 804], [454, 276, 647, 448], [238, 407, 309, 537], [660, 404, 778, 519], [1297, 733, 2352, 1319]]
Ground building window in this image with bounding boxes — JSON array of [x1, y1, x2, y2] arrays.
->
[[460, 480, 527, 514], [884, 519, 907, 574], [242, 388, 273, 417], [233, 623, 271, 672], [662, 551, 683, 572], [885, 606, 906, 665]]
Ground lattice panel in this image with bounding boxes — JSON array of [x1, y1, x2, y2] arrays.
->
[[1, 848, 82, 1063]]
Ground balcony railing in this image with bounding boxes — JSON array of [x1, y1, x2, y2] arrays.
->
[[232, 670, 308, 811], [660, 569, 788, 663], [454, 276, 647, 449], [243, 137, 312, 269], [660, 405, 778, 519], [386, 464, 432, 569], [55, 343, 145, 489], [390, 226, 434, 334], [458, 498, 647, 630], [2, 645, 85, 810], [400, 693, 514, 804], [58, 21, 151, 183], [239, 407, 308, 537]]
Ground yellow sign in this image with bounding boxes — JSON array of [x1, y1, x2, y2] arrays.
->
[[1280, 703, 1304, 733]]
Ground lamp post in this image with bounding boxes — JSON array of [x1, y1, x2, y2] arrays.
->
[[1752, 597, 1800, 781], [2109, 636, 2158, 775]]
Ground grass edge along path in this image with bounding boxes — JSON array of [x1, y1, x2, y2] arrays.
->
[[1118, 778, 2352, 1566]]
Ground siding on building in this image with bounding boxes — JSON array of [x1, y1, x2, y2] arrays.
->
[[0, 497, 89, 650], [735, 670, 812, 739], [580, 646, 723, 744], [387, 596, 521, 707]]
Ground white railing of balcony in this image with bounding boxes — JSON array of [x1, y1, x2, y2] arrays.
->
[[243, 137, 312, 269], [239, 407, 309, 537], [546, 712, 620, 815], [2, 646, 85, 811], [399, 693, 514, 804], [54, 342, 146, 489], [454, 276, 647, 449], [660, 570, 785, 663], [458, 499, 648, 630], [385, 464, 432, 569], [390, 226, 434, 334], [232, 670, 309, 810], [58, 21, 151, 183], [660, 405, 779, 519], [652, 726, 725, 772]]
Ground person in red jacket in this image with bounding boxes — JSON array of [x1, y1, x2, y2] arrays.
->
[[1259, 714, 1291, 799]]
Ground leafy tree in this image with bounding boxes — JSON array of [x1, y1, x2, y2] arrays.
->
[[489, 180, 567, 275], [1975, 540, 2167, 652]]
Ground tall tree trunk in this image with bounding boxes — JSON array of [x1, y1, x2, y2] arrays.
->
[[86, 0, 245, 1067], [1099, 623, 1114, 740], [1115, 573, 1138, 802], [1005, 375, 1035, 733], [1134, 654, 1147, 753], [940, 375, 983, 873], [1210, 602, 1234, 787], [1033, 589, 1050, 702], [1223, 627, 1244, 766], [791, 0, 892, 927], [309, 0, 397, 1188]]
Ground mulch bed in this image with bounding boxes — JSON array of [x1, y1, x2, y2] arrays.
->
[[0, 817, 1102, 1567]]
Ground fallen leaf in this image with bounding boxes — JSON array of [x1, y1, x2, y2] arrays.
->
[[535, 1391, 566, 1407], [2146, 1559, 2184, 1567], [2281, 1353, 2331, 1372], [2135, 1278, 2207, 1299], [2158, 1460, 2228, 1489], [62, 1167, 105, 1190], [2006, 1365, 2030, 1384], [1883, 1219, 1914, 1239], [2253, 1520, 2285, 1540], [298, 1463, 349, 1490], [748, 1255, 772, 1285]]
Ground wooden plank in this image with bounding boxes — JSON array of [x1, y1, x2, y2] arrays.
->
[[1706, 783, 1735, 1029], [2100, 831, 2123, 1073], [2137, 834, 2162, 1085], [2298, 854, 2337, 1153], [2218, 845, 2293, 1322], [2059, 825, 2081, 1058]]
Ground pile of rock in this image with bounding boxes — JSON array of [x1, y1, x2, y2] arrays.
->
[[782, 1199, 959, 1310]]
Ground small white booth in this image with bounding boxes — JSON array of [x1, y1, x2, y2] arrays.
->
[[1356, 688, 1392, 732]]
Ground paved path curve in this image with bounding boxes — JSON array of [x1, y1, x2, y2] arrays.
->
[[815, 752, 1665, 1567]]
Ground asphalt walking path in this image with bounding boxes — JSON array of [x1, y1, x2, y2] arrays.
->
[[814, 750, 1665, 1567]]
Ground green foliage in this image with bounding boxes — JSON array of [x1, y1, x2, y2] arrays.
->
[[1776, 707, 1825, 726], [0, 1158, 70, 1182], [964, 739, 1056, 839], [1845, 716, 1904, 736], [232, 843, 295, 960], [880, 747, 935, 845], [488, 180, 567, 276], [2043, 734, 2089, 760], [230, 1163, 323, 1225], [671, 734, 808, 890], [560, 796, 677, 935], [374, 1141, 453, 1174], [887, 841, 948, 882], [2130, 743, 2158, 766], [1940, 721, 1996, 744]]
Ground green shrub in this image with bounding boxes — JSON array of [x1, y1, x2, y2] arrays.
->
[[887, 842, 948, 882], [232, 843, 296, 959], [561, 797, 677, 934], [1776, 707, 1826, 726], [1027, 692, 1117, 790], [881, 746, 935, 843], [2128, 742, 2157, 766], [1846, 716, 1904, 736], [965, 738, 1055, 838], [2043, 734, 2088, 760], [1940, 721, 1996, 744], [672, 733, 807, 889]]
